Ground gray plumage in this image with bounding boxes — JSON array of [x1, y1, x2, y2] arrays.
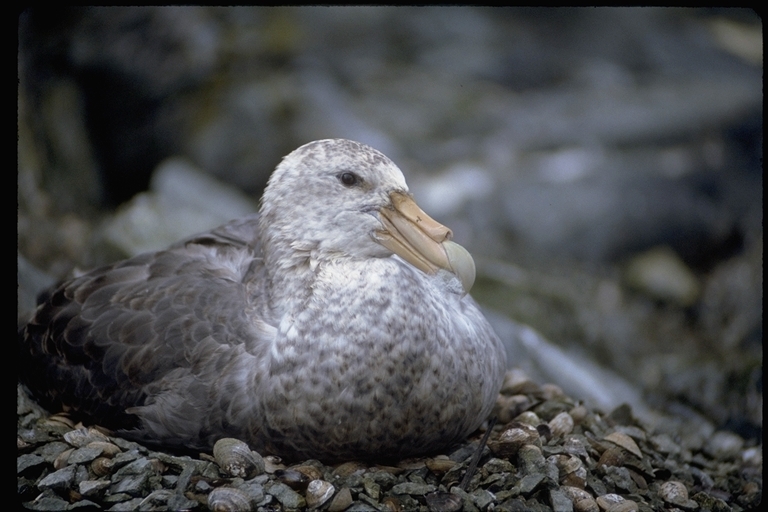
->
[[19, 139, 507, 462]]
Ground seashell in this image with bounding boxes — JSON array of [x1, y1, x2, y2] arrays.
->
[[514, 411, 541, 426], [43, 413, 76, 430], [213, 438, 265, 479], [596, 493, 639, 512], [373, 464, 406, 475], [306, 479, 335, 509], [603, 432, 642, 459], [396, 458, 427, 470], [554, 454, 584, 475], [363, 473, 381, 500], [569, 405, 589, 424], [86, 441, 121, 458], [607, 501, 639, 512], [540, 383, 566, 400], [425, 457, 457, 475], [274, 468, 310, 490], [489, 422, 541, 459], [293, 464, 324, 481], [494, 394, 522, 424], [561, 466, 587, 489], [575, 497, 600, 512], [263, 455, 284, 473], [597, 446, 625, 468], [658, 481, 697, 508], [381, 495, 403, 512], [207, 486, 255, 512], [90, 456, 115, 477], [53, 447, 74, 470], [561, 486, 598, 512], [550, 454, 586, 487], [17, 437, 30, 451], [549, 412, 575, 438], [425, 491, 463, 512], [332, 461, 367, 478], [500, 369, 540, 395]]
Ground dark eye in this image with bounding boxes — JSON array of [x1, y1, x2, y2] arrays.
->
[[338, 172, 361, 187]]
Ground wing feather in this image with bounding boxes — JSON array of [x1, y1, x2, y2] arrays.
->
[[18, 215, 268, 438]]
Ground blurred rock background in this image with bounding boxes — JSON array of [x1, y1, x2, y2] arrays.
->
[[18, 7, 761, 444]]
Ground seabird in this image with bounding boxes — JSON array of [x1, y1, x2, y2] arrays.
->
[[18, 139, 507, 461]]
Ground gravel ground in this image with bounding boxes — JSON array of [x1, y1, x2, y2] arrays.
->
[[17, 370, 761, 511]]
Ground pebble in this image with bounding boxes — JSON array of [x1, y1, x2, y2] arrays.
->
[[37, 465, 76, 491], [704, 430, 745, 460], [268, 481, 307, 509], [15, 373, 761, 511]]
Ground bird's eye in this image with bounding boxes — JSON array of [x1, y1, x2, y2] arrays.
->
[[339, 172, 361, 187]]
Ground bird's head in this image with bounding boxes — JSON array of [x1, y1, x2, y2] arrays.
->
[[259, 139, 475, 293]]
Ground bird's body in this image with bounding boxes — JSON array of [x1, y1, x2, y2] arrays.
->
[[19, 139, 506, 461]]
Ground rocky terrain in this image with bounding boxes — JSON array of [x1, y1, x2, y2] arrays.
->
[[18, 370, 761, 511]]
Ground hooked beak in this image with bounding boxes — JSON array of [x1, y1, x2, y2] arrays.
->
[[374, 191, 475, 293]]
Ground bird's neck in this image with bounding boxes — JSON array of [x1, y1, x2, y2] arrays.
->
[[259, 232, 318, 312]]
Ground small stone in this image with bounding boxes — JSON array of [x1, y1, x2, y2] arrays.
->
[[17, 453, 46, 475], [623, 246, 701, 306], [268, 481, 306, 509], [67, 446, 103, 464], [472, 488, 496, 510], [63, 427, 109, 448], [37, 465, 76, 491], [451, 487, 480, 512], [602, 466, 635, 492], [518, 444, 546, 475], [78, 480, 111, 496], [110, 473, 150, 497], [347, 502, 381, 511], [328, 487, 353, 512], [24, 490, 72, 511], [703, 430, 745, 460], [549, 488, 574, 512], [518, 472, 546, 494], [691, 491, 730, 512], [390, 481, 437, 496], [113, 457, 153, 477], [649, 434, 681, 456], [33, 441, 71, 464]]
